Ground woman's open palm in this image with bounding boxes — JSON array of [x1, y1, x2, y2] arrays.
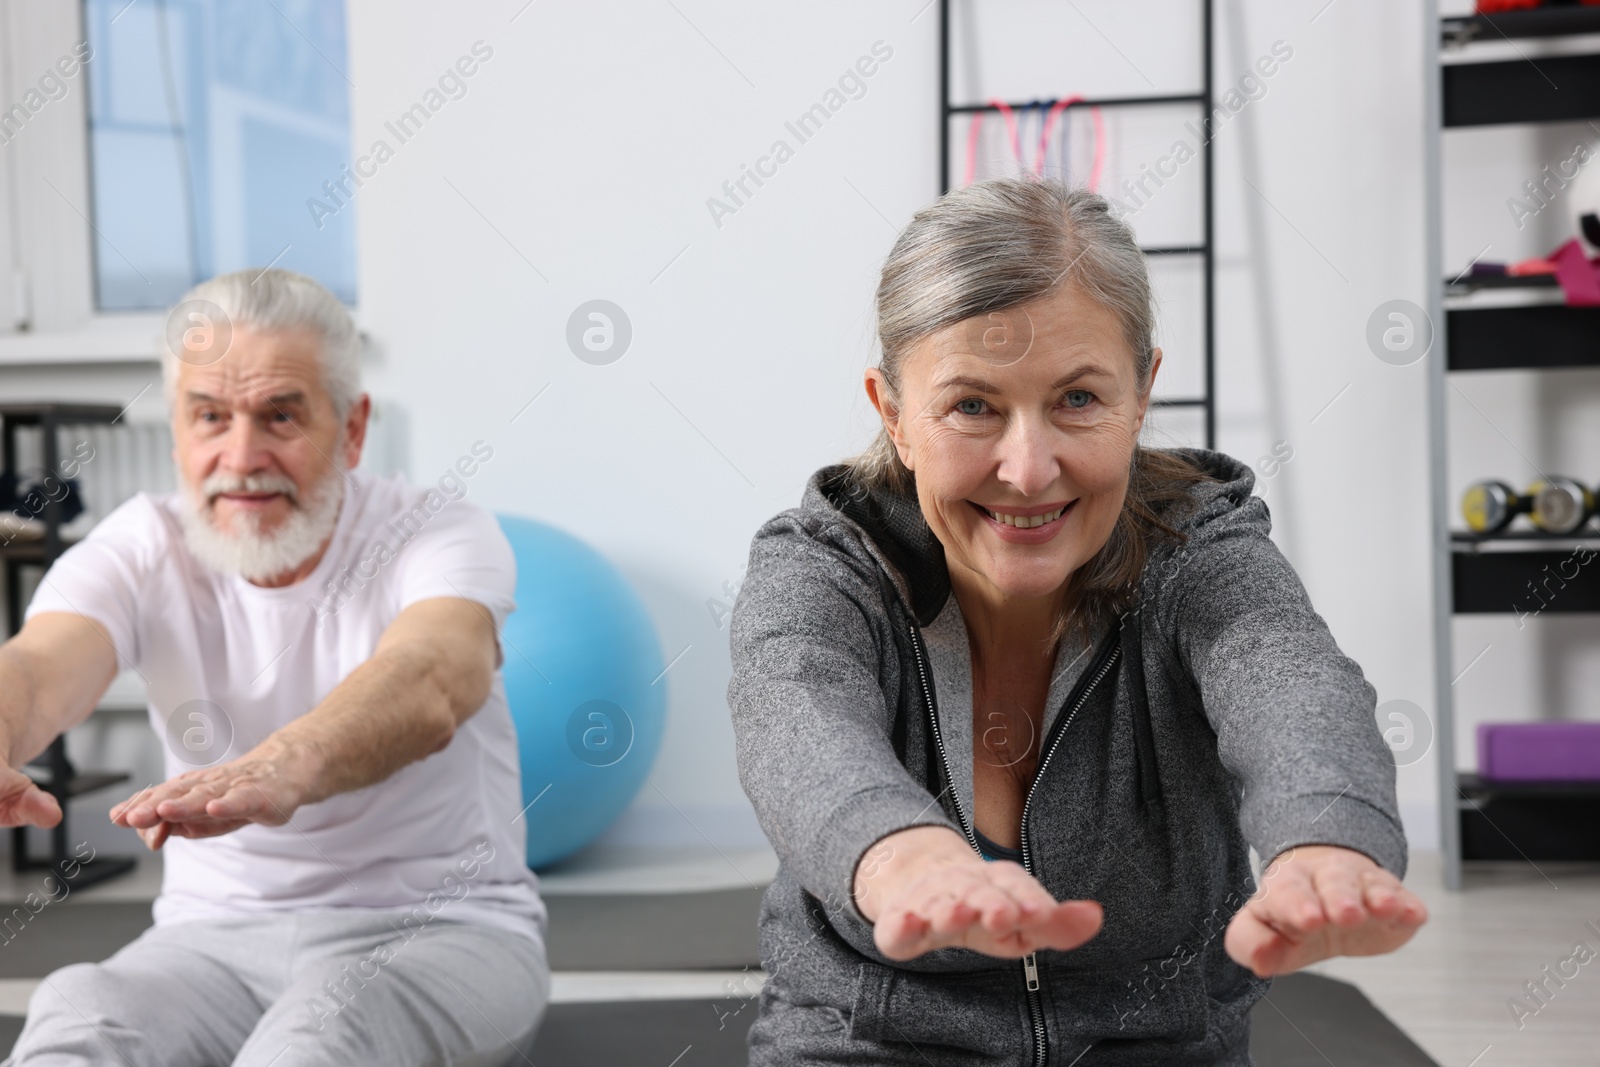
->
[[866, 842, 1102, 961], [1224, 844, 1428, 977]]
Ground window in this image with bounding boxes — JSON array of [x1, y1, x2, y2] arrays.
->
[[81, 0, 356, 311]]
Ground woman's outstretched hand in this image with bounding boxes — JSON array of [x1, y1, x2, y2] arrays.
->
[[1224, 844, 1428, 978], [853, 825, 1103, 962]]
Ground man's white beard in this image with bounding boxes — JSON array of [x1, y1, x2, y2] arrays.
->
[[178, 466, 346, 583]]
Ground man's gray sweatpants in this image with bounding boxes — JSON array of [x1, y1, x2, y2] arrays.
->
[[2, 908, 550, 1066]]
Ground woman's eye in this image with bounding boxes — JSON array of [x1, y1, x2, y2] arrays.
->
[[1062, 390, 1095, 410], [954, 397, 987, 416]]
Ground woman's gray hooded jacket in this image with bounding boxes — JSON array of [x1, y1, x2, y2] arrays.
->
[[727, 447, 1408, 1066]]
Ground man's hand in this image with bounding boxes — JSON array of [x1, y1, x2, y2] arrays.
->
[[0, 613, 119, 831], [106, 596, 500, 851], [109, 736, 318, 851], [0, 765, 61, 829], [855, 825, 1103, 962], [1225, 844, 1428, 977]]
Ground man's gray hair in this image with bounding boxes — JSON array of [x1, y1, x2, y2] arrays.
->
[[161, 268, 362, 416]]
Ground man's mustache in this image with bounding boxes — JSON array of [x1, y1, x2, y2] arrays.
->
[[200, 473, 300, 507]]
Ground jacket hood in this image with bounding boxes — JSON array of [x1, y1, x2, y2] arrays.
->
[[797, 447, 1259, 627]]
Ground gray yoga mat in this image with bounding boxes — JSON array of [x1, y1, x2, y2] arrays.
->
[[526, 973, 1440, 1067], [0, 900, 1439, 1066], [0, 893, 764, 975], [0, 901, 154, 979]]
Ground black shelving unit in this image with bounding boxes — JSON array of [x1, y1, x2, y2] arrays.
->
[[1459, 774, 1600, 863], [1, 403, 137, 891], [1444, 7, 1600, 42], [1451, 549, 1600, 614], [1427, 5, 1600, 889], [937, 0, 1217, 449], [1448, 304, 1600, 371]]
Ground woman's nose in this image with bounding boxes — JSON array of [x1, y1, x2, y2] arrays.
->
[[993, 415, 1060, 497]]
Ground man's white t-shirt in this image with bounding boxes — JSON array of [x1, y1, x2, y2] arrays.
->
[[25, 464, 547, 944]]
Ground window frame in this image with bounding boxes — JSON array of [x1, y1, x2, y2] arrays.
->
[[0, 0, 359, 366]]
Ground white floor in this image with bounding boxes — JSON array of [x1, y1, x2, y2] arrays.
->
[[4, 846, 1598, 1063]]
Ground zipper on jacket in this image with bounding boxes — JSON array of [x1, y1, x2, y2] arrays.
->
[[906, 616, 1123, 1067], [1019, 632, 1123, 872], [907, 624, 979, 852], [1018, 630, 1122, 1067]]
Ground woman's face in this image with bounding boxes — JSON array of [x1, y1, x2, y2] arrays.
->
[[866, 283, 1160, 605]]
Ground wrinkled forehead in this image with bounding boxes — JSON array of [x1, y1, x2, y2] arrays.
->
[[928, 305, 1038, 372], [174, 328, 329, 409], [911, 300, 1132, 390]]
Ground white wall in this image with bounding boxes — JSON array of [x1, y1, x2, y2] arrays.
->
[[335, 0, 1448, 854], [14, 0, 1594, 867]]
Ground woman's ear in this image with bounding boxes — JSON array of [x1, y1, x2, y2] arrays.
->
[[1132, 347, 1162, 437], [864, 368, 913, 470]]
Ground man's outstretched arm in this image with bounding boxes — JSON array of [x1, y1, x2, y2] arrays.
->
[[111, 595, 499, 849], [0, 612, 122, 829]]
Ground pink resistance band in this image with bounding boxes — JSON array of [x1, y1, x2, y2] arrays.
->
[[964, 96, 1105, 189]]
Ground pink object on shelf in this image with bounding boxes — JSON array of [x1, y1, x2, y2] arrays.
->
[[1477, 722, 1600, 781], [1550, 238, 1600, 307]]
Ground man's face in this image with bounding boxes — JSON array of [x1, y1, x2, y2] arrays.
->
[[170, 326, 365, 579]]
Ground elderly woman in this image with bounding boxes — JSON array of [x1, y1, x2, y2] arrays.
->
[[727, 178, 1427, 1065]]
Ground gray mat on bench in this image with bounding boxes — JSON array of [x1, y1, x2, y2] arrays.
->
[[524, 974, 1439, 1066], [0, 902, 1439, 1066], [0, 974, 1438, 1066], [0, 902, 153, 979], [543, 887, 763, 970], [0, 893, 766, 975]]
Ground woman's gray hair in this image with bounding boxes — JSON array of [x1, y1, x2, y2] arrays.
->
[[849, 177, 1216, 648], [160, 268, 362, 417], [854, 178, 1157, 492]]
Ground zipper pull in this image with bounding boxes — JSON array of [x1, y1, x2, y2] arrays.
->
[[1023, 952, 1040, 991]]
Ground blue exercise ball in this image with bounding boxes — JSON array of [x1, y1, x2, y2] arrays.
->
[[495, 514, 666, 869]]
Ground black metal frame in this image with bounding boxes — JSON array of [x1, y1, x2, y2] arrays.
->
[[1, 403, 137, 891], [937, 0, 1217, 449]]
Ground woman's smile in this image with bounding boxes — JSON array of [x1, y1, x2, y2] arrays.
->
[[969, 498, 1077, 543]]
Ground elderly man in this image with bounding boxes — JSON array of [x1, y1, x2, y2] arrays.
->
[[0, 269, 548, 1066]]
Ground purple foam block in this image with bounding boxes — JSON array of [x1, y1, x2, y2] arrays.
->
[[1477, 722, 1600, 781]]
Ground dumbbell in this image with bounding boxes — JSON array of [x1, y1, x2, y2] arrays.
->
[[1461, 480, 1530, 534], [1529, 476, 1596, 534], [1462, 477, 1596, 535]]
